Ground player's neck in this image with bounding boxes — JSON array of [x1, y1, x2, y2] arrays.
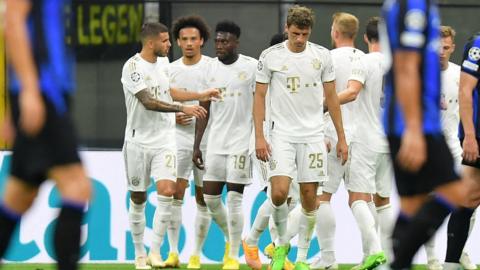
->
[[182, 54, 202, 65], [335, 39, 355, 48], [369, 42, 381, 53], [441, 61, 449, 71], [139, 50, 157, 63], [220, 54, 239, 65]]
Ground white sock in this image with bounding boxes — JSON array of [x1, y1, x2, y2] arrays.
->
[[288, 198, 298, 212], [151, 195, 173, 254], [376, 204, 394, 262], [193, 203, 212, 256], [204, 194, 229, 241], [316, 202, 336, 264], [167, 199, 183, 253], [246, 199, 273, 246], [227, 191, 244, 259], [351, 200, 381, 255], [296, 208, 317, 263], [286, 205, 302, 241], [129, 200, 146, 257], [368, 201, 378, 229], [271, 199, 288, 246], [269, 215, 279, 243]]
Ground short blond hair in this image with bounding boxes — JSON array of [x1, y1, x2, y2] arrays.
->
[[332, 12, 359, 39], [441, 25, 456, 42], [287, 5, 315, 29]]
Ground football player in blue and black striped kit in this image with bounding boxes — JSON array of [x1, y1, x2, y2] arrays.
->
[[449, 33, 480, 270], [381, 0, 470, 269], [0, 1, 91, 270]]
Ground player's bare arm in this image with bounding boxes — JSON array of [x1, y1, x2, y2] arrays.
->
[[192, 100, 211, 169], [5, 0, 45, 136], [337, 80, 363, 104], [459, 72, 480, 162], [394, 51, 426, 172], [253, 82, 270, 162], [324, 80, 348, 164], [170, 87, 220, 102], [135, 89, 207, 118]]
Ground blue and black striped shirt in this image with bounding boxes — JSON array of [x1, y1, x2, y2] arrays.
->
[[381, 0, 442, 136]]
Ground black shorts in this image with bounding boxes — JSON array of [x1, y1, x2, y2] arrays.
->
[[388, 134, 459, 196], [9, 92, 81, 186]]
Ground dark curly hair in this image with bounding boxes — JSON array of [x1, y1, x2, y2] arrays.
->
[[172, 15, 211, 42], [215, 20, 241, 38]]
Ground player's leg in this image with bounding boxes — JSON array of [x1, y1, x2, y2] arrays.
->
[[311, 141, 342, 270], [149, 147, 177, 268], [123, 141, 152, 269], [50, 163, 92, 270], [187, 164, 212, 269], [0, 177, 38, 257], [165, 148, 193, 267], [346, 144, 385, 270], [444, 166, 480, 270], [390, 137, 467, 270]]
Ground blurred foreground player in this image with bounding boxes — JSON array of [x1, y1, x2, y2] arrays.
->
[[0, 1, 91, 270]]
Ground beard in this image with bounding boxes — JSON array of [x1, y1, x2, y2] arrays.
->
[[154, 48, 167, 57]]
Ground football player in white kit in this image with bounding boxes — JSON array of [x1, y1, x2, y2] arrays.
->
[[313, 12, 365, 270], [252, 6, 348, 270], [192, 21, 257, 270], [120, 22, 219, 270], [329, 17, 390, 270], [164, 15, 214, 269]]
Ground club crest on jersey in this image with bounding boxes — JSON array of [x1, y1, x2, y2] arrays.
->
[[468, 47, 480, 61], [312, 58, 321, 70], [238, 71, 247, 81], [131, 72, 141, 82], [269, 159, 277, 170], [257, 61, 264, 71]]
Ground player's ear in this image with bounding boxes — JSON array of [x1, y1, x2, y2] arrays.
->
[[364, 34, 369, 44], [284, 24, 289, 34], [451, 43, 456, 53], [177, 38, 181, 47], [200, 38, 204, 47]]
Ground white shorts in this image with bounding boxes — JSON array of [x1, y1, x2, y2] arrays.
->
[[177, 149, 205, 187], [251, 153, 269, 189], [346, 142, 393, 198], [323, 139, 349, 194], [204, 150, 252, 184], [268, 136, 328, 183], [123, 141, 177, 192], [446, 137, 463, 174]]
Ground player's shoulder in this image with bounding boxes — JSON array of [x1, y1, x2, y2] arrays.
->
[[448, 62, 461, 72], [122, 54, 143, 72], [260, 42, 285, 59], [239, 54, 258, 66], [308, 41, 330, 53]]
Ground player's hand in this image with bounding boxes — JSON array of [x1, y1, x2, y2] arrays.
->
[[255, 136, 271, 162], [199, 88, 221, 102], [19, 89, 45, 136], [182, 105, 207, 119], [193, 147, 204, 169], [336, 138, 348, 165], [175, 112, 193, 126], [325, 138, 332, 153], [397, 128, 426, 172], [462, 134, 479, 163]]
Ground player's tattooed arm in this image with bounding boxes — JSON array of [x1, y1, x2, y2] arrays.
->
[[135, 89, 183, 112]]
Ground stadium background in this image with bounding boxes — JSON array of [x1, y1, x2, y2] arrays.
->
[[0, 0, 480, 266]]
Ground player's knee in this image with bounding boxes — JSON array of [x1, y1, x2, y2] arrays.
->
[[156, 180, 176, 197], [130, 192, 147, 204], [270, 189, 288, 206], [195, 193, 207, 206], [374, 194, 390, 206]]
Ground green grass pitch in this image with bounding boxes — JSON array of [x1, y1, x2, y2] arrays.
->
[[0, 264, 430, 270]]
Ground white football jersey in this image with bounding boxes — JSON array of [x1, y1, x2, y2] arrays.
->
[[325, 47, 365, 143], [168, 55, 212, 151], [121, 54, 175, 148], [256, 41, 335, 143], [440, 62, 461, 141], [205, 54, 257, 154], [349, 52, 389, 153]]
